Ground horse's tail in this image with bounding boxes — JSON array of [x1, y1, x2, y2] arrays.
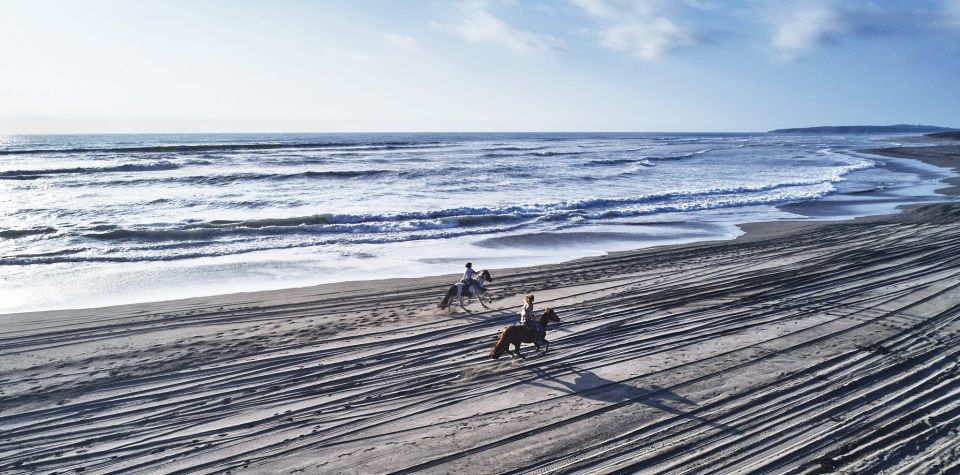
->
[[490, 327, 510, 359], [439, 285, 457, 309]]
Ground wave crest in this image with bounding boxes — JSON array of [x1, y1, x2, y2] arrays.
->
[[0, 227, 57, 239], [77, 178, 856, 244], [0, 161, 180, 179], [0, 141, 440, 156]]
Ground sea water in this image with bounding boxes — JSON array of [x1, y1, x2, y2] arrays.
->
[[0, 132, 953, 313]]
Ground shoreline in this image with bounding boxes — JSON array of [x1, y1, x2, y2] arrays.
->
[[4, 142, 960, 472], [5, 142, 958, 319], [861, 143, 960, 195]]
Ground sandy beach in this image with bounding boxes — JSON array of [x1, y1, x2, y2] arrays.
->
[[2, 144, 960, 474]]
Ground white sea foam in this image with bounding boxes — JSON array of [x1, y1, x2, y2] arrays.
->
[[0, 132, 948, 313]]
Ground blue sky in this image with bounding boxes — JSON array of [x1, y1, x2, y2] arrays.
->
[[1, 0, 958, 133]]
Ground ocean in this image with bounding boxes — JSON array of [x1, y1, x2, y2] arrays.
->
[[0, 132, 953, 313]]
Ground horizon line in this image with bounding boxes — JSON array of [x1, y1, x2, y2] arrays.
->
[[4, 127, 956, 137]]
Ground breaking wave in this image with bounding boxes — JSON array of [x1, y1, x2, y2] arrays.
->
[[0, 133, 897, 273], [77, 179, 854, 245], [0, 141, 440, 156], [0, 227, 57, 239], [0, 161, 180, 179]]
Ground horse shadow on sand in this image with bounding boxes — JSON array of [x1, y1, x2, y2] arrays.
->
[[449, 306, 512, 321], [528, 366, 739, 434]]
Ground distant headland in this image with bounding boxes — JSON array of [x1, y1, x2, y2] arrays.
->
[[768, 124, 956, 134]]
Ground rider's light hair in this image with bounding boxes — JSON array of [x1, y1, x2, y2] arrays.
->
[[524, 294, 535, 303]]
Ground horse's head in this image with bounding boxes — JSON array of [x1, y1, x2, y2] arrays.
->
[[540, 307, 560, 325], [479, 269, 493, 283]]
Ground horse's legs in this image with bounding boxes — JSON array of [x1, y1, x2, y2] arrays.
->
[[479, 293, 489, 309], [513, 342, 525, 359]]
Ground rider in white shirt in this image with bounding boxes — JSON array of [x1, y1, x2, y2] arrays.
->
[[519, 294, 545, 345], [462, 262, 483, 293]]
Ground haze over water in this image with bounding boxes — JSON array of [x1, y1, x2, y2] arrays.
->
[[0, 132, 953, 313]]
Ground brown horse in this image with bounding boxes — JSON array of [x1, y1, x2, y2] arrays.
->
[[490, 308, 560, 359]]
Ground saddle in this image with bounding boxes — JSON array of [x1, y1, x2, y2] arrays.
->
[[457, 279, 483, 296]]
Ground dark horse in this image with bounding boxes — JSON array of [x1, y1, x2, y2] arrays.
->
[[490, 308, 560, 359], [439, 269, 493, 310]]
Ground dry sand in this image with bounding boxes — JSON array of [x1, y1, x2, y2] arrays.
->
[[2, 146, 960, 474]]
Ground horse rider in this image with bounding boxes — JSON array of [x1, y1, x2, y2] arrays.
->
[[462, 262, 484, 294], [519, 294, 545, 346]]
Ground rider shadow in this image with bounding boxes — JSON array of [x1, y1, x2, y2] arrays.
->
[[529, 367, 738, 434], [456, 308, 516, 324]]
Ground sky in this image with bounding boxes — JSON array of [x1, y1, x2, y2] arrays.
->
[[1, 0, 959, 133]]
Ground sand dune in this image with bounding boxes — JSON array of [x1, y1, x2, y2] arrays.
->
[[3, 200, 960, 473]]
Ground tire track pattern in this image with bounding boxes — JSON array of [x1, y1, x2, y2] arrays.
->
[[2, 204, 960, 473]]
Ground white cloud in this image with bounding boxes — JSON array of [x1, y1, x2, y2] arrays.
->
[[384, 32, 420, 51], [573, 0, 662, 18], [946, 0, 960, 30], [771, 3, 850, 61], [446, 1, 565, 54], [765, 1, 918, 61], [600, 18, 696, 59], [573, 0, 700, 59]]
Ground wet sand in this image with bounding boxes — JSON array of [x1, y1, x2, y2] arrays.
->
[[864, 143, 960, 195], [2, 146, 960, 474]]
